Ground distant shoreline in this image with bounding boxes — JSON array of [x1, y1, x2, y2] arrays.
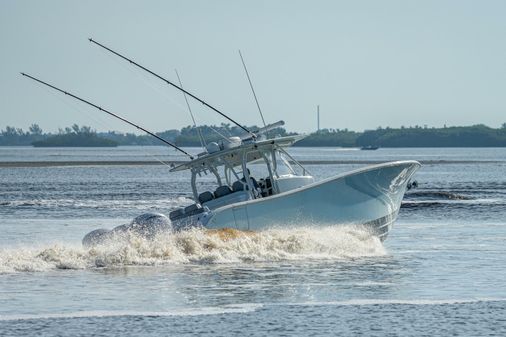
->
[[3, 123, 506, 147], [0, 159, 503, 168], [4, 143, 506, 148]]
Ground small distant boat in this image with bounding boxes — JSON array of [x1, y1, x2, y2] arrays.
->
[[361, 145, 379, 150]]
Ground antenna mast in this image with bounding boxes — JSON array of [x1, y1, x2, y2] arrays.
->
[[238, 50, 266, 127], [317, 105, 320, 132], [175, 69, 206, 148]]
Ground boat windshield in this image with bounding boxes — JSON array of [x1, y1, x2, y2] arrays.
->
[[273, 151, 295, 176], [273, 148, 309, 177], [189, 143, 310, 202]]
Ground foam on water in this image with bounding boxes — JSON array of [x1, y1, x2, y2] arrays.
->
[[0, 298, 506, 322], [0, 304, 263, 322], [2, 299, 505, 322], [0, 225, 386, 273]]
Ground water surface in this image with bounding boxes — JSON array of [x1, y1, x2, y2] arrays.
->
[[0, 147, 505, 336]]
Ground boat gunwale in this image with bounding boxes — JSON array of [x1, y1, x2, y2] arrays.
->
[[206, 160, 421, 215]]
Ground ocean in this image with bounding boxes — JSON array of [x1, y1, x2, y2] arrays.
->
[[1, 146, 505, 336]]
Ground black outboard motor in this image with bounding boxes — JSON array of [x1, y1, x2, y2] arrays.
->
[[82, 213, 172, 247]]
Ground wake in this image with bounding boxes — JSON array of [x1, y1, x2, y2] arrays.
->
[[0, 226, 386, 273]]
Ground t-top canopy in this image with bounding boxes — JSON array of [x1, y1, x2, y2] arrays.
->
[[170, 135, 306, 173]]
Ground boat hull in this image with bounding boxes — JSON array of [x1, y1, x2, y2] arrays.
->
[[202, 161, 420, 240]]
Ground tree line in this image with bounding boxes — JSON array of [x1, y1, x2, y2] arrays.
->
[[297, 123, 506, 147], [1, 123, 506, 147]]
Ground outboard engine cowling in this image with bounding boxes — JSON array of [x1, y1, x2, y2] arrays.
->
[[82, 213, 172, 247], [126, 213, 172, 238], [82, 228, 113, 247]]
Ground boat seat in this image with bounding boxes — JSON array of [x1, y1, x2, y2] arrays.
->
[[170, 204, 205, 222], [232, 178, 261, 193], [214, 185, 233, 198], [197, 190, 250, 210], [264, 177, 273, 196], [184, 204, 204, 217], [198, 191, 214, 204], [232, 180, 245, 192], [169, 208, 184, 221], [184, 204, 200, 213]]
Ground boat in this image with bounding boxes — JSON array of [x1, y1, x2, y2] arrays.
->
[[167, 125, 419, 241], [21, 39, 420, 245], [361, 145, 379, 150], [81, 126, 419, 245]]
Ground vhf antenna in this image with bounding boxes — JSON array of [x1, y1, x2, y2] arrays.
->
[[174, 69, 206, 148], [239, 50, 266, 127]]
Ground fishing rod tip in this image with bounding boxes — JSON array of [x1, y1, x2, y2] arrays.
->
[[88, 37, 93, 42]]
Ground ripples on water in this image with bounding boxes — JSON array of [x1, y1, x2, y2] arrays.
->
[[2, 300, 506, 337], [0, 147, 505, 336]]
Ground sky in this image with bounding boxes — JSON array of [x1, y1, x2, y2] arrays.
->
[[1, 0, 505, 134]]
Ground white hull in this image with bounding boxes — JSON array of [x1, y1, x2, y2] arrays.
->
[[197, 161, 420, 240]]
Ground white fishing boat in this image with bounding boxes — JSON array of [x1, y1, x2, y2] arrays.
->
[[22, 39, 420, 245], [168, 124, 420, 241]]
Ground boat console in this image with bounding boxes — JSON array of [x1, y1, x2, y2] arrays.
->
[[168, 134, 314, 226]]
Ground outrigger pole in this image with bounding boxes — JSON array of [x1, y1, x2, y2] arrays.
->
[[20, 72, 194, 160], [88, 38, 256, 139]]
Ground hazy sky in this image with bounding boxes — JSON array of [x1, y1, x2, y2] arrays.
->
[[1, 0, 505, 134]]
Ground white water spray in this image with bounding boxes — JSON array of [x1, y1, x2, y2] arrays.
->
[[0, 226, 386, 273]]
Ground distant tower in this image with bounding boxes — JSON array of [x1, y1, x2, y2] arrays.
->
[[317, 105, 320, 132]]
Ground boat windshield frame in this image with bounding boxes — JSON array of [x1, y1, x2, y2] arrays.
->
[[181, 135, 310, 201], [170, 135, 304, 173]]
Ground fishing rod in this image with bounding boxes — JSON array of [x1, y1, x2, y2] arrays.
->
[[238, 50, 266, 127], [88, 38, 255, 139], [20, 72, 194, 159], [174, 69, 206, 148]]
